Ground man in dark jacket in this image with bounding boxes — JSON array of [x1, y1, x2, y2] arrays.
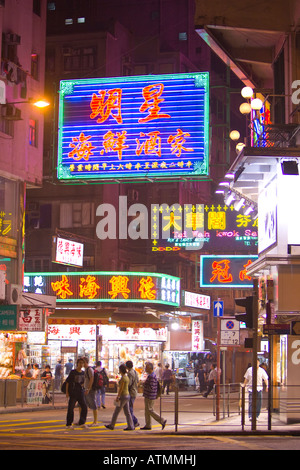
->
[[140, 362, 167, 430]]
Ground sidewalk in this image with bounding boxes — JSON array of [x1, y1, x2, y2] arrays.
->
[[1, 391, 300, 435]]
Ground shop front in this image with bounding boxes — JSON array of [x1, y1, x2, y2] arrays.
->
[[47, 315, 168, 388], [224, 145, 300, 422], [23, 270, 180, 382]]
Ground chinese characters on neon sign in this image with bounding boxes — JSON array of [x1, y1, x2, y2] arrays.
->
[[57, 73, 209, 181], [153, 202, 258, 252], [200, 255, 258, 288], [24, 271, 180, 307]]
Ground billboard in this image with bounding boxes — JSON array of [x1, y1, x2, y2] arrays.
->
[[152, 201, 258, 252], [57, 73, 209, 182], [24, 271, 180, 307], [200, 255, 258, 288]]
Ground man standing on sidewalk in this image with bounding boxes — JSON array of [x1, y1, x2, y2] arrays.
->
[[140, 362, 167, 430], [243, 360, 269, 420]]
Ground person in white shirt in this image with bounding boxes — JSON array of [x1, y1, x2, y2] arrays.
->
[[243, 360, 269, 420]]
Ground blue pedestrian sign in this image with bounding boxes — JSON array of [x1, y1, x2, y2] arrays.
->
[[213, 300, 224, 317]]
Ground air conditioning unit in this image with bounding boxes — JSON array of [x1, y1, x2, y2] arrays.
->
[[6, 284, 22, 305], [1, 105, 22, 121]]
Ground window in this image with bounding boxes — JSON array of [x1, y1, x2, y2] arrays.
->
[[77, 17, 85, 24], [31, 53, 39, 80], [60, 202, 94, 228], [33, 0, 41, 16], [47, 2, 56, 10], [63, 47, 96, 72], [29, 119, 38, 147], [65, 18, 73, 25]]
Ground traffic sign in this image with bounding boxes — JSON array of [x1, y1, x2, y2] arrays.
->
[[213, 300, 224, 317], [220, 318, 240, 346]]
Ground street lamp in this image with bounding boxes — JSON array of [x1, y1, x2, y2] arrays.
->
[[4, 97, 50, 108]]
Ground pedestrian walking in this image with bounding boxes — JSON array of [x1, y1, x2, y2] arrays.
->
[[126, 360, 139, 428], [95, 360, 109, 409], [41, 364, 52, 404], [65, 357, 87, 429], [203, 363, 218, 397], [64, 358, 73, 377], [154, 362, 163, 383], [82, 357, 98, 426], [141, 362, 167, 430], [196, 364, 206, 393], [54, 359, 63, 391], [162, 363, 173, 395], [243, 360, 269, 420], [105, 363, 134, 431]]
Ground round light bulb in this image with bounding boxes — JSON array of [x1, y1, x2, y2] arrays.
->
[[236, 142, 246, 152], [241, 86, 254, 99], [229, 130, 240, 141], [251, 98, 263, 110], [239, 102, 252, 114]]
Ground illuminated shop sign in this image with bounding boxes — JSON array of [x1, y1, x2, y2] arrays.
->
[[18, 308, 45, 332], [200, 255, 258, 288], [57, 73, 209, 181], [183, 291, 210, 310], [53, 236, 84, 267], [192, 320, 204, 351], [152, 202, 258, 252], [24, 271, 180, 307]]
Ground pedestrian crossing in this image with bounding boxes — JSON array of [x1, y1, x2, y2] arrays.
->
[[0, 418, 164, 435]]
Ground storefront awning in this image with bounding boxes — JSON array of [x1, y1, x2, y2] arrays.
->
[[111, 312, 167, 329], [47, 309, 114, 325]]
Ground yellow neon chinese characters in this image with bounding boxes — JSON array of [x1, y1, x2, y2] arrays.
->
[[51, 275, 73, 299], [139, 276, 156, 300], [108, 275, 131, 299], [79, 275, 100, 299]]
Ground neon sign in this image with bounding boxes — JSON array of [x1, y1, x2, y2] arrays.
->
[[57, 73, 209, 181], [153, 202, 258, 252], [200, 255, 258, 288], [24, 271, 180, 307]]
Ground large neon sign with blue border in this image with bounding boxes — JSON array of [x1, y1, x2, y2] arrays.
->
[[57, 73, 209, 181]]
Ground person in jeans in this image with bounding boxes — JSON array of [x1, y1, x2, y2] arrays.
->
[[126, 360, 139, 428], [243, 360, 269, 420], [105, 363, 134, 431], [162, 364, 173, 395], [65, 357, 87, 429], [82, 357, 98, 426], [141, 362, 167, 430]]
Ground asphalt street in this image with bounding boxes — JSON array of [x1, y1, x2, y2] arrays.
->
[[0, 393, 300, 452]]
